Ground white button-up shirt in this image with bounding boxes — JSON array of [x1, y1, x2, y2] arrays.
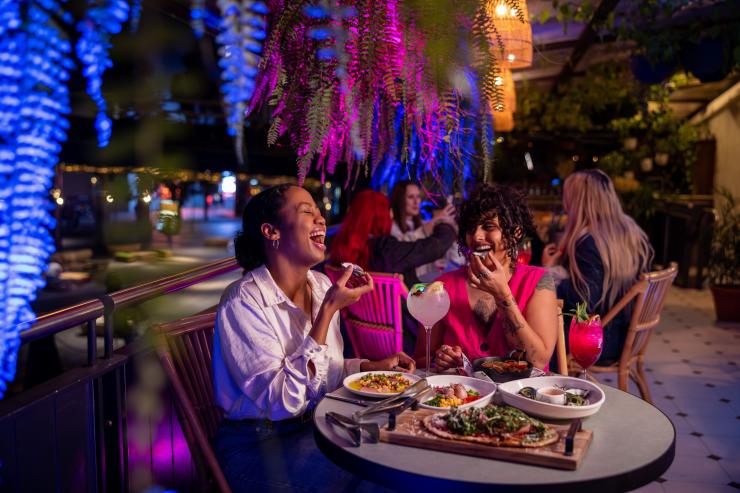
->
[[213, 265, 364, 420]]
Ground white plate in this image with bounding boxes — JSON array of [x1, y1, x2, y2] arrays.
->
[[497, 376, 606, 419], [343, 371, 422, 398], [418, 375, 497, 411]]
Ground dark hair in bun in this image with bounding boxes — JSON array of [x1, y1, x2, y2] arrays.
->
[[234, 184, 293, 272]]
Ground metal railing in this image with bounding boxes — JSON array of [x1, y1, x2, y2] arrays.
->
[[18, 256, 240, 365]]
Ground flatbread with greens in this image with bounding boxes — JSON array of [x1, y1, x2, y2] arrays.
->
[[423, 404, 559, 448]]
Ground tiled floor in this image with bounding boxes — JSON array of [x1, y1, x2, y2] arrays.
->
[[589, 288, 740, 492]]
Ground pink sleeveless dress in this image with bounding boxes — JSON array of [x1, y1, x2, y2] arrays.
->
[[436, 264, 546, 363]]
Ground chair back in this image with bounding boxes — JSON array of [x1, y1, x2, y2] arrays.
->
[[555, 300, 568, 375], [154, 312, 231, 493], [343, 317, 402, 360], [325, 264, 408, 358], [604, 263, 678, 366]]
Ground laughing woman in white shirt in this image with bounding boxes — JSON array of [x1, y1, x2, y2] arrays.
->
[[213, 184, 414, 493]]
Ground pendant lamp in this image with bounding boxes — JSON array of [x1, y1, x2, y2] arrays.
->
[[495, 66, 516, 112], [493, 110, 514, 132], [484, 0, 532, 69]]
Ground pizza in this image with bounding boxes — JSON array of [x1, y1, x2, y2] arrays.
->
[[422, 404, 559, 448]]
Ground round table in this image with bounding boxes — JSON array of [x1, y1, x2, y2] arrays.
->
[[314, 384, 675, 493]]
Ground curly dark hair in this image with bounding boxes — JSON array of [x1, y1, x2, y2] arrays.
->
[[234, 184, 293, 272], [457, 184, 534, 263]]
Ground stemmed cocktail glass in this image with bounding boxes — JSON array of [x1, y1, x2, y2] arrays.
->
[[569, 315, 603, 381], [407, 282, 450, 377]]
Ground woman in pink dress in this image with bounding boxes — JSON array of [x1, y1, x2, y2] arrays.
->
[[414, 184, 558, 371]]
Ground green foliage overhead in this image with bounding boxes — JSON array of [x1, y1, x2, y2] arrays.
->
[[538, 0, 740, 67], [709, 189, 740, 287], [515, 62, 641, 133]]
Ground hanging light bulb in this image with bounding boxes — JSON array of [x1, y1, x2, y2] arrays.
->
[[484, 0, 533, 69]]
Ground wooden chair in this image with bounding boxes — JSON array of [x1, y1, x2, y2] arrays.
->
[[325, 264, 408, 359], [555, 300, 568, 375], [576, 263, 679, 403], [154, 312, 232, 493]]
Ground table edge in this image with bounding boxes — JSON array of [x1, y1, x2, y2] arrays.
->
[[313, 388, 677, 492]]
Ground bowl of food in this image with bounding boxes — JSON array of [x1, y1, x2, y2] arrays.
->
[[497, 375, 606, 419], [343, 371, 421, 398], [418, 375, 496, 410], [473, 356, 533, 383]]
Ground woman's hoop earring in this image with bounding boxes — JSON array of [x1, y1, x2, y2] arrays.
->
[[272, 239, 279, 250]]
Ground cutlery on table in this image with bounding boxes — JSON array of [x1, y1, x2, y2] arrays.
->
[[326, 411, 380, 443], [352, 380, 431, 422], [326, 412, 362, 447], [564, 418, 582, 456], [323, 393, 372, 406]]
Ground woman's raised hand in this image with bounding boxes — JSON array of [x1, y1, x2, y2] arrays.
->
[[361, 352, 417, 373], [434, 344, 464, 371], [541, 243, 562, 267], [324, 265, 374, 312], [468, 252, 512, 301], [424, 204, 457, 235]]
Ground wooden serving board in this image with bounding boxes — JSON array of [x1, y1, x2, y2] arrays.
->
[[379, 409, 592, 470]]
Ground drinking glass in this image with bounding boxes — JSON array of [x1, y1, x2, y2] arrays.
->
[[517, 238, 532, 265], [407, 283, 450, 377], [568, 316, 603, 380]]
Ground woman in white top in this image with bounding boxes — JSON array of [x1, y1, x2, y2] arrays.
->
[[389, 180, 463, 281], [213, 184, 412, 492]]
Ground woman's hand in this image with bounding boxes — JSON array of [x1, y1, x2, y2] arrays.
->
[[434, 344, 464, 371], [468, 252, 512, 301], [323, 266, 374, 313], [541, 243, 562, 267], [424, 204, 457, 235], [361, 352, 417, 373]]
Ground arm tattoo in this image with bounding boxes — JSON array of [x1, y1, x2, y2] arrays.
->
[[503, 316, 524, 337], [472, 298, 497, 328], [536, 272, 555, 291]]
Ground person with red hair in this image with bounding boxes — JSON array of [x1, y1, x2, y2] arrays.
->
[[330, 190, 457, 353], [330, 190, 457, 290]]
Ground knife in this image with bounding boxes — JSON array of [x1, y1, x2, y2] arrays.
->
[[323, 393, 372, 406], [386, 387, 434, 431], [564, 418, 582, 456], [355, 386, 433, 422], [352, 380, 431, 422], [393, 387, 433, 415]]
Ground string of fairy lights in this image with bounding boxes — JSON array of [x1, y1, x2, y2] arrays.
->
[[52, 163, 337, 212]]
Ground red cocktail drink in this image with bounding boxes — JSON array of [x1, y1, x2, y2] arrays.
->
[[569, 316, 603, 375]]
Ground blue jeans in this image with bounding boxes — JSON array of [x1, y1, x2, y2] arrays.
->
[[213, 419, 393, 493]]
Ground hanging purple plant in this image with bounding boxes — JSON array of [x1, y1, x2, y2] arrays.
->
[[215, 0, 268, 163], [75, 0, 131, 147]]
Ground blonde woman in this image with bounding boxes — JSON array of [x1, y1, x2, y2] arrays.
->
[[542, 169, 653, 364]]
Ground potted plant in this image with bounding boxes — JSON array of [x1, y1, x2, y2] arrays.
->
[[708, 189, 740, 322]]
